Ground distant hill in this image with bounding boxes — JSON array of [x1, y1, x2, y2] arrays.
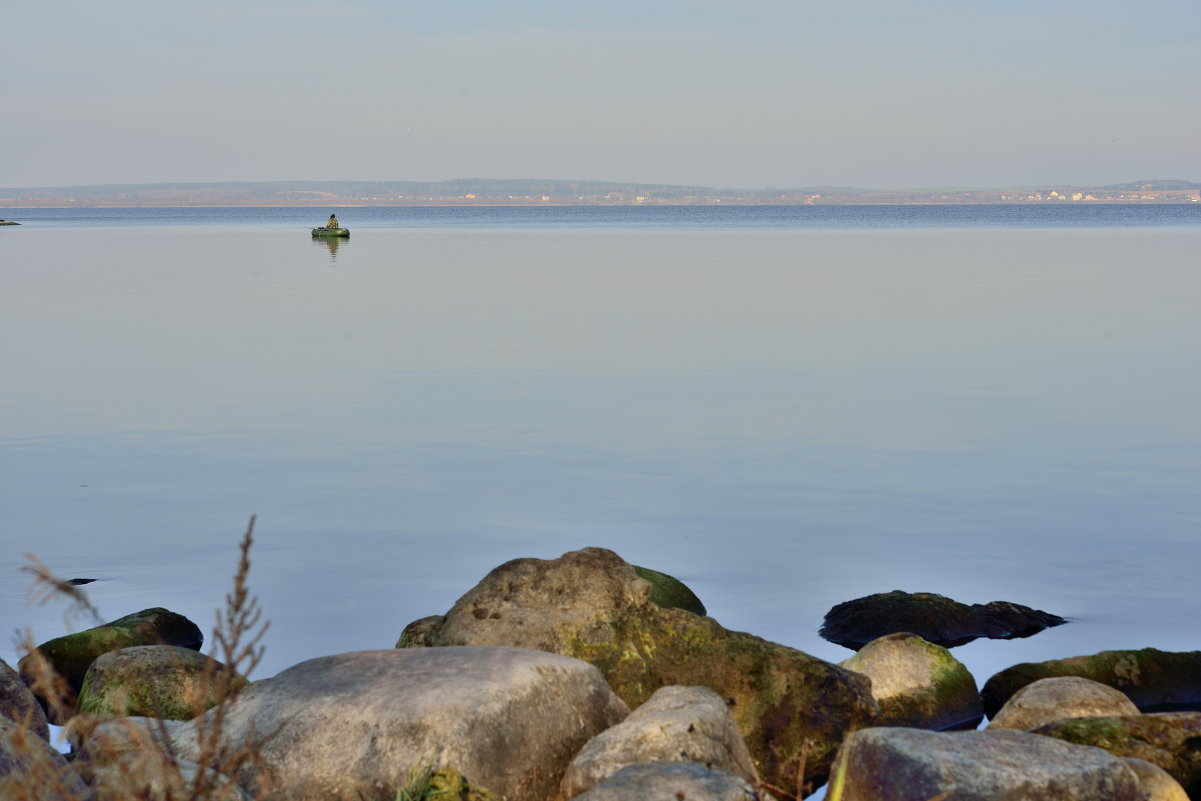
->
[[1097, 180, 1200, 190]]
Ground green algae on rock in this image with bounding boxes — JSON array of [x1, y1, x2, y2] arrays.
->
[[981, 648, 1201, 718], [632, 565, 707, 616], [77, 645, 246, 720], [1035, 712, 1201, 798], [396, 547, 877, 792]]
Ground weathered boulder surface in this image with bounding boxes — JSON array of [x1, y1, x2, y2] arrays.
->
[[835, 726, 1142, 801], [1122, 757, 1190, 801], [85, 751, 251, 801], [75, 716, 183, 764], [562, 685, 756, 798], [1, 657, 49, 742], [988, 676, 1140, 730], [632, 566, 707, 615], [396, 547, 878, 792], [838, 632, 982, 730], [568, 761, 770, 801], [981, 648, 1201, 718], [820, 590, 1066, 649], [18, 608, 203, 722], [0, 716, 92, 800], [170, 647, 629, 801], [1035, 712, 1201, 798], [77, 645, 245, 720]]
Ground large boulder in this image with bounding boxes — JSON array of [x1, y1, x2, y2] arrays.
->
[[838, 632, 982, 730], [632, 566, 707, 615], [75, 717, 184, 764], [981, 648, 1201, 718], [1, 657, 49, 742], [988, 676, 1140, 730], [820, 590, 1066, 649], [0, 716, 92, 800], [77, 645, 245, 720], [835, 726, 1142, 801], [568, 761, 770, 801], [1122, 758, 1190, 801], [561, 685, 756, 798], [396, 547, 878, 792], [18, 608, 203, 722], [1035, 712, 1201, 798], [84, 751, 251, 801], [170, 647, 628, 801]]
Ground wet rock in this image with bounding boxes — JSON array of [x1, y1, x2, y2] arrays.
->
[[981, 648, 1201, 718], [632, 566, 707, 615], [988, 676, 1140, 730], [836, 726, 1142, 801], [838, 632, 982, 730], [18, 608, 203, 722], [562, 685, 757, 798], [0, 716, 92, 800], [77, 645, 245, 720], [1035, 712, 1201, 798], [820, 590, 1066, 649], [568, 761, 770, 801], [1, 657, 49, 742], [170, 647, 628, 801], [397, 547, 877, 792]]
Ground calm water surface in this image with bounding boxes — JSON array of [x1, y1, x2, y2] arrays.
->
[[2, 206, 1199, 708]]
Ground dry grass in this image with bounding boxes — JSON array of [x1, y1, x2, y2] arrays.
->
[[2, 516, 273, 801]]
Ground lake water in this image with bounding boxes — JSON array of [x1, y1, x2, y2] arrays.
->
[[2, 205, 1199, 718]]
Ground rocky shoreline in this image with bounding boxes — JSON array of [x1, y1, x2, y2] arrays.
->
[[3, 546, 1200, 800]]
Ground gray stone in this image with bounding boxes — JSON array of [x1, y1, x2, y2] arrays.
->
[[87, 751, 250, 801], [0, 716, 92, 800], [1121, 757, 1190, 801], [988, 676, 1140, 730], [568, 761, 770, 801], [836, 727, 1142, 801], [1, 657, 50, 741], [562, 686, 757, 797], [397, 547, 877, 793], [77, 645, 245, 720], [839, 632, 982, 730], [170, 647, 628, 801], [74, 717, 184, 764]]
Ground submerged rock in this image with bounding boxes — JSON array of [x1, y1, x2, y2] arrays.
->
[[981, 648, 1201, 718], [18, 608, 203, 722], [835, 727, 1142, 801], [820, 590, 1066, 649], [1035, 712, 1201, 798], [838, 632, 983, 730], [397, 547, 877, 792]]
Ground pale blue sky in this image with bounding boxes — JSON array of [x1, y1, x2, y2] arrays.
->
[[4, 0, 1198, 188]]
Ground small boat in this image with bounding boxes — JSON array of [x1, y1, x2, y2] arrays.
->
[[312, 227, 349, 238]]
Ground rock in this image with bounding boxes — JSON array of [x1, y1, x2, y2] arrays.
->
[[838, 632, 983, 730], [396, 547, 878, 792], [1035, 712, 1201, 798], [820, 590, 1066, 649], [169, 647, 628, 801], [835, 726, 1143, 801], [568, 761, 771, 801], [18, 608, 203, 722], [74, 717, 184, 764], [86, 751, 251, 801], [1122, 757, 1190, 801], [988, 676, 1140, 730], [632, 566, 707, 615], [77, 645, 245, 720], [1, 657, 50, 742], [561, 685, 757, 798], [981, 648, 1201, 718], [0, 717, 92, 800]]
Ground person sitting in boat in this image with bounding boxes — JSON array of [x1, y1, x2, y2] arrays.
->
[[326, 213, 339, 229]]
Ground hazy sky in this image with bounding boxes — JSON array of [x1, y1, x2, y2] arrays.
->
[[4, 0, 1198, 188]]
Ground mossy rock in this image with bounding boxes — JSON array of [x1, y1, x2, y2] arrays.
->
[[18, 608, 203, 722], [77, 645, 246, 720], [632, 565, 706, 615], [981, 648, 1201, 718], [1036, 712, 1201, 798], [425, 767, 501, 801]]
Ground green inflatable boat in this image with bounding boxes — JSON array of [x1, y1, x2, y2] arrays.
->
[[312, 227, 350, 238]]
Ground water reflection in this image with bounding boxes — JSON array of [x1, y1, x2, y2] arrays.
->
[[311, 234, 346, 261]]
